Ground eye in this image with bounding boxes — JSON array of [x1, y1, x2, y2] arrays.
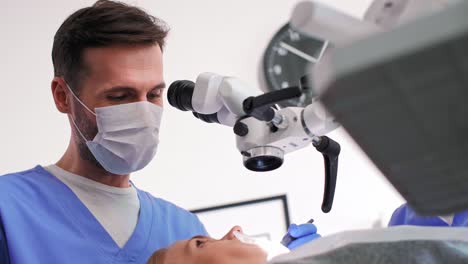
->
[[195, 239, 205, 248], [147, 88, 163, 100], [107, 94, 128, 101]]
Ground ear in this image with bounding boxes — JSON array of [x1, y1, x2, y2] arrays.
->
[[51, 77, 71, 114]]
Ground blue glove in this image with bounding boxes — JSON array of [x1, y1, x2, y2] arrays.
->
[[281, 222, 321, 250]]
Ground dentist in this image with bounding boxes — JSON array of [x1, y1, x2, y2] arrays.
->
[[0, 1, 207, 263]]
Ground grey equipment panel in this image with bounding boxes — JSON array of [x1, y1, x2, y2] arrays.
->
[[269, 226, 468, 264], [273, 241, 468, 264], [319, 1, 468, 216]]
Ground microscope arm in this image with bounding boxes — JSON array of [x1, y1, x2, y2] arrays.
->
[[290, 0, 462, 46], [365, 0, 462, 28]]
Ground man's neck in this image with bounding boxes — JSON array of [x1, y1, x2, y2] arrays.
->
[[56, 142, 131, 188]]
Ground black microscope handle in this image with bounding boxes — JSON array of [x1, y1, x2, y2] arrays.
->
[[314, 136, 340, 213], [242, 87, 302, 121]]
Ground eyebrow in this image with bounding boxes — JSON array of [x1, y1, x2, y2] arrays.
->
[[191, 235, 209, 239], [154, 82, 166, 89], [103, 82, 166, 93]]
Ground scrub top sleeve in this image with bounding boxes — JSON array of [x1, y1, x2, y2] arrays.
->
[[0, 219, 10, 264]]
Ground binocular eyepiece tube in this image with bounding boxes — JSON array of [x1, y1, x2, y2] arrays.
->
[[168, 80, 220, 123]]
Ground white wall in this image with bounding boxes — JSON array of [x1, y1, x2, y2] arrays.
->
[[0, 0, 404, 240]]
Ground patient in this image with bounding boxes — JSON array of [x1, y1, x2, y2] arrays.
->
[[147, 226, 268, 264]]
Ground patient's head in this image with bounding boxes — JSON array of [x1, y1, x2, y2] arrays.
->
[[147, 226, 267, 264]]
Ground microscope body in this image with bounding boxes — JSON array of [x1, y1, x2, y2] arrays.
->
[[236, 103, 338, 159]]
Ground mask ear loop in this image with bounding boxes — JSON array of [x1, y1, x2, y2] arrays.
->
[[65, 83, 97, 116], [64, 82, 96, 141], [69, 115, 90, 142]]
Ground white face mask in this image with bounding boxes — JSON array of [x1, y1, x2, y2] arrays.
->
[[66, 83, 163, 175]]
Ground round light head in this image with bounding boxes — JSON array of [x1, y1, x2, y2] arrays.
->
[[243, 146, 284, 172]]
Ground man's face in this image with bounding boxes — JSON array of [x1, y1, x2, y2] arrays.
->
[[69, 44, 165, 168], [151, 227, 268, 264]]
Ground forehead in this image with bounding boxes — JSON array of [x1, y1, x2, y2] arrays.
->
[[81, 44, 163, 85]]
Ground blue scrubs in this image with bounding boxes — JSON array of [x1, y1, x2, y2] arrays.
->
[[389, 203, 468, 227], [0, 216, 9, 264], [0, 166, 207, 263]]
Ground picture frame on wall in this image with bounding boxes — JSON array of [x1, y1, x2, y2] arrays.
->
[[191, 195, 291, 241]]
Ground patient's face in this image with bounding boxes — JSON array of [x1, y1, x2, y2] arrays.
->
[[149, 226, 267, 264]]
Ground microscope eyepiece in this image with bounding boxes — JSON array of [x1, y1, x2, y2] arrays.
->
[[167, 80, 195, 112], [168, 80, 221, 124], [192, 112, 219, 123]]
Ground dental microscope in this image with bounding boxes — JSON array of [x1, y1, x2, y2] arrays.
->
[[167, 73, 340, 213]]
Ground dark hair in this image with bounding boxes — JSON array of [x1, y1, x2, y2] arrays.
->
[[52, 0, 169, 93]]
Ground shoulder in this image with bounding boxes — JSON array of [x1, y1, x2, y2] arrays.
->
[[388, 203, 449, 227], [138, 190, 207, 234], [0, 166, 44, 188], [394, 203, 411, 215], [388, 203, 413, 226], [0, 166, 50, 199], [140, 190, 201, 221]]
